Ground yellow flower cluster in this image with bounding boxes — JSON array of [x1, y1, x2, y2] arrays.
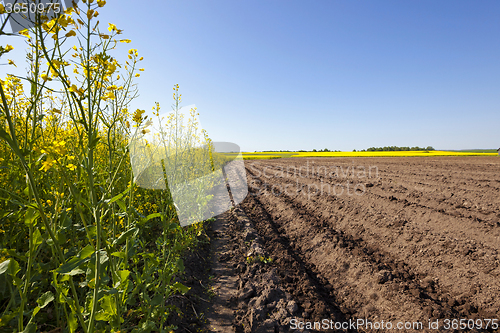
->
[[133, 109, 146, 123], [35, 141, 78, 172]]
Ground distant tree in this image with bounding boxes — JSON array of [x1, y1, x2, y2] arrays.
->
[[365, 145, 433, 152], [312, 149, 317, 152]]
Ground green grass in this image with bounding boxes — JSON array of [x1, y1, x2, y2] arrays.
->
[[445, 149, 498, 153]]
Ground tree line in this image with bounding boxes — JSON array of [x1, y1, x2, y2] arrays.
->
[[365, 146, 435, 151]]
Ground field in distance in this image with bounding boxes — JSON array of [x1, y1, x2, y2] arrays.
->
[[231, 150, 498, 160]]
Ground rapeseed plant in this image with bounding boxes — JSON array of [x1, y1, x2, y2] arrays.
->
[[0, 2, 210, 332]]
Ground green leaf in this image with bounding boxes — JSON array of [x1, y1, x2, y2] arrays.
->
[[100, 294, 117, 316], [7, 259, 20, 277], [12, 276, 23, 288], [115, 198, 126, 212], [32, 229, 43, 252], [112, 227, 138, 246], [32, 306, 40, 318], [176, 258, 185, 272], [68, 312, 78, 333], [56, 245, 94, 275], [107, 187, 131, 205], [111, 251, 126, 260], [117, 270, 130, 284], [0, 128, 13, 144], [79, 244, 95, 259], [94, 311, 109, 321], [0, 312, 17, 327], [172, 282, 189, 294], [54, 284, 69, 304], [67, 268, 85, 276], [87, 226, 97, 238], [36, 291, 54, 308], [141, 212, 162, 224], [24, 207, 39, 227], [56, 257, 89, 275], [150, 294, 163, 306]]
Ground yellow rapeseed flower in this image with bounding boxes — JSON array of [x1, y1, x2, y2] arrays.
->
[[8, 60, 16, 67], [103, 91, 115, 100], [57, 15, 71, 28], [119, 39, 131, 43], [68, 84, 79, 93], [132, 109, 145, 123], [66, 164, 77, 171], [108, 23, 117, 32], [97, 0, 106, 7], [40, 157, 55, 172], [65, 30, 76, 37]]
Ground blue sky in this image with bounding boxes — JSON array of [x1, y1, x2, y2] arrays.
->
[[2, 0, 500, 151]]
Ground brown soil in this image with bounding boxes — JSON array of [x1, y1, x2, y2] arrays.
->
[[175, 156, 500, 332]]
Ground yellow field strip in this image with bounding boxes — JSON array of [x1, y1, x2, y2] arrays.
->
[[235, 151, 497, 160]]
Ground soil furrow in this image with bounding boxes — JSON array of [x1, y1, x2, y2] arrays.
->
[[246, 167, 473, 324], [241, 157, 500, 331]]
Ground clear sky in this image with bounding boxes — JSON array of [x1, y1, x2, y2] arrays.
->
[[2, 0, 500, 151]]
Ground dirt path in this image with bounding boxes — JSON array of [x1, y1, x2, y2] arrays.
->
[[205, 212, 239, 332]]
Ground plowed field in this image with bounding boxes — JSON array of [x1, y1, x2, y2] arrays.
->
[[237, 156, 500, 332]]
